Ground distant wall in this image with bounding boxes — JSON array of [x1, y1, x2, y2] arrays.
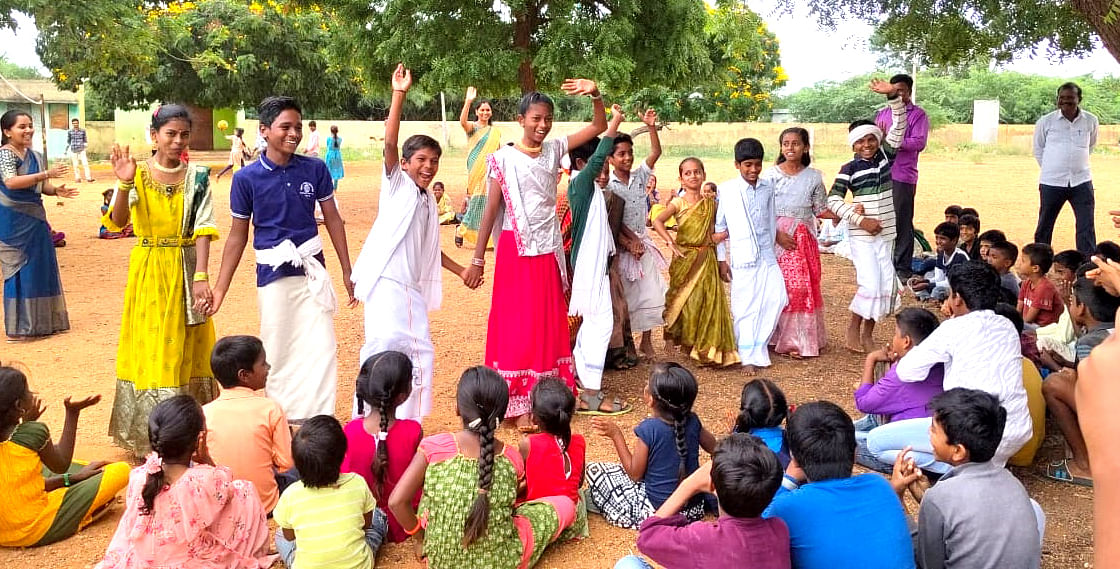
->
[[80, 120, 1120, 157]]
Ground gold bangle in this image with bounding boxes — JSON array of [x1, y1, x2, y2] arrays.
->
[[193, 272, 209, 282]]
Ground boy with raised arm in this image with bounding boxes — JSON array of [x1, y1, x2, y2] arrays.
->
[[210, 96, 355, 425], [350, 64, 471, 421]]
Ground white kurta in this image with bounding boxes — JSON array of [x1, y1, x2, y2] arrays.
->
[[716, 175, 788, 367], [351, 165, 443, 421]]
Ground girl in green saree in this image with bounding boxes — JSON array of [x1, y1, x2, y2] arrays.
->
[[456, 86, 501, 247], [652, 158, 739, 366]]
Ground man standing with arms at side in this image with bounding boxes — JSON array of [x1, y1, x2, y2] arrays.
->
[[876, 73, 929, 280], [1034, 82, 1098, 256], [67, 118, 94, 183]]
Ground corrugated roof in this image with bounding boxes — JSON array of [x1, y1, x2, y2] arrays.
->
[[0, 79, 80, 104]]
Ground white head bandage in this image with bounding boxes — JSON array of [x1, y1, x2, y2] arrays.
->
[[848, 124, 883, 147]]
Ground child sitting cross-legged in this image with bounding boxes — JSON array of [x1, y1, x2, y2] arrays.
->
[[732, 378, 791, 469], [274, 415, 387, 569], [1042, 262, 1120, 487], [521, 378, 589, 539], [202, 335, 293, 514], [909, 221, 968, 302], [98, 396, 274, 568], [586, 363, 717, 529], [613, 433, 791, 569], [853, 307, 945, 473], [1017, 243, 1065, 328], [388, 367, 576, 569], [891, 388, 1044, 569], [764, 401, 915, 569], [342, 351, 422, 544], [0, 365, 130, 548]]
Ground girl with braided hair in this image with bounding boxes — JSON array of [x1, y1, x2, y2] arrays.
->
[[98, 395, 274, 568], [520, 378, 589, 540], [586, 362, 718, 529], [388, 366, 576, 568], [342, 350, 423, 544]]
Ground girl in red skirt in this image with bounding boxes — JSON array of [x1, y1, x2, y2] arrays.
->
[[464, 80, 607, 430]]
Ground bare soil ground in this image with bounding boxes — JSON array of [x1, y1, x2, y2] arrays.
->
[[1, 149, 1109, 567]]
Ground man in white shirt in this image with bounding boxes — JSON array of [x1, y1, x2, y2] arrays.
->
[[1033, 82, 1098, 255]]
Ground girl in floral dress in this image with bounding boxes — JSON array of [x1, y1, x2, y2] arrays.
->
[[388, 367, 575, 569]]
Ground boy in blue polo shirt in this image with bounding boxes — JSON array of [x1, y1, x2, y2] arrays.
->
[[211, 95, 355, 424]]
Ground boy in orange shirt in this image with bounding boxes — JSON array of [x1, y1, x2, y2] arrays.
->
[[203, 335, 294, 512]]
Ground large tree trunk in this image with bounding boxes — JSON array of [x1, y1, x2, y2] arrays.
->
[[512, 4, 538, 93], [1072, 0, 1120, 63]]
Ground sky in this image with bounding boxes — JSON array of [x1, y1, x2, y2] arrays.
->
[[3, 5, 1119, 94]]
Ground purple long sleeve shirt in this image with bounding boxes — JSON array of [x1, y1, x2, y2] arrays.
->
[[876, 103, 929, 184], [854, 361, 944, 422], [637, 513, 791, 569]]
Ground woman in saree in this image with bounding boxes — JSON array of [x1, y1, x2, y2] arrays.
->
[[455, 86, 501, 247], [652, 157, 738, 366], [0, 110, 76, 340], [103, 104, 219, 455], [760, 127, 833, 358]]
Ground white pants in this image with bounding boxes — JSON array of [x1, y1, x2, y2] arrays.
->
[[573, 279, 612, 391], [70, 150, 91, 181], [848, 237, 900, 321], [730, 261, 788, 367], [258, 276, 338, 422], [358, 278, 434, 421]]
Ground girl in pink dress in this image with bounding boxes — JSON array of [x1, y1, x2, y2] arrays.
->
[[97, 396, 274, 569], [342, 350, 423, 543], [464, 80, 607, 429]]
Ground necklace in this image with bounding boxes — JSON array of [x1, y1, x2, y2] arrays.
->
[[148, 159, 185, 174], [516, 142, 542, 153], [141, 165, 185, 198]]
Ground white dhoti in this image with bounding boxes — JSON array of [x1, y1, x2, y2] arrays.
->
[[620, 234, 667, 332], [257, 275, 338, 421], [570, 189, 615, 392], [848, 236, 900, 321], [359, 278, 434, 421], [730, 262, 788, 367]]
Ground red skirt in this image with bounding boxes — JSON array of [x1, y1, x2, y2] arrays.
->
[[486, 231, 576, 417], [772, 218, 827, 356]]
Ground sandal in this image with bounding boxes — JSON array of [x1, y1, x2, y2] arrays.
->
[[577, 390, 633, 416], [1046, 459, 1093, 487]]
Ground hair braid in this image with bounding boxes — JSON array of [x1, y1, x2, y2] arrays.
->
[[463, 418, 496, 547], [671, 414, 689, 480], [370, 394, 391, 502], [140, 426, 164, 516]]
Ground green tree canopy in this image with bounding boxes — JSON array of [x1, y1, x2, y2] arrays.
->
[[780, 0, 1120, 67], [0, 55, 46, 79]]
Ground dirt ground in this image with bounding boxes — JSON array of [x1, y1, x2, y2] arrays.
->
[[1, 147, 1110, 567]]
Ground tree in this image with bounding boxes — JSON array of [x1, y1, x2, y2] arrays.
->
[[781, 0, 1120, 67], [24, 0, 365, 114], [320, 0, 713, 96], [0, 55, 45, 79]]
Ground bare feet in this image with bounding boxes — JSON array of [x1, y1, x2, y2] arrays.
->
[[639, 333, 656, 362], [861, 332, 877, 353], [846, 327, 864, 353], [742, 365, 757, 376]]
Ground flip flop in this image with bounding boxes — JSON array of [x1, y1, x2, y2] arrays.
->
[[1046, 459, 1093, 487], [577, 390, 633, 416]]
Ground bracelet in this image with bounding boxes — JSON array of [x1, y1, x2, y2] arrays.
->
[[193, 272, 209, 282], [119, 180, 135, 189], [63, 473, 72, 487], [470, 257, 485, 267], [590, 94, 602, 100], [404, 520, 423, 536]]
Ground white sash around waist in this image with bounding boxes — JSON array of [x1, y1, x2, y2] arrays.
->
[[255, 235, 337, 313]]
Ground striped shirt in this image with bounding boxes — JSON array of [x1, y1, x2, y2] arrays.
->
[[827, 96, 908, 241], [273, 473, 376, 569], [66, 128, 88, 153]]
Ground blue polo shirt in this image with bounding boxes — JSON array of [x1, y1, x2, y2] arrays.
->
[[230, 153, 334, 287]]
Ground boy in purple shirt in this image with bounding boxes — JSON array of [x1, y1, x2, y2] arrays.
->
[[211, 96, 355, 425], [854, 307, 944, 472], [875, 73, 930, 279], [614, 433, 790, 569]]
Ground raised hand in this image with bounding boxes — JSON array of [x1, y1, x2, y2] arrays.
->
[[46, 162, 69, 179], [465, 86, 477, 101], [23, 393, 46, 422], [391, 63, 412, 93], [609, 104, 624, 125], [641, 108, 658, 127], [561, 78, 599, 98], [1088, 255, 1120, 296], [869, 78, 897, 96], [110, 144, 137, 182], [63, 394, 102, 414]]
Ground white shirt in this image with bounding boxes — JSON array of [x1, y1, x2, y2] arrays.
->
[[714, 176, 778, 266], [1033, 108, 1098, 187], [382, 167, 434, 287], [305, 130, 321, 155], [895, 309, 1032, 466]]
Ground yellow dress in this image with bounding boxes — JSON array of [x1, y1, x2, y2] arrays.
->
[[104, 163, 219, 455]]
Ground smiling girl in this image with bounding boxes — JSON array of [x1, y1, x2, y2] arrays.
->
[[464, 80, 607, 430]]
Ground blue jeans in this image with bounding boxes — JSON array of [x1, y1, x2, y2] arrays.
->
[[865, 417, 951, 474], [854, 415, 893, 473], [275, 508, 388, 568], [614, 555, 654, 569]]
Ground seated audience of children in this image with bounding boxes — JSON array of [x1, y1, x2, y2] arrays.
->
[[522, 378, 589, 539], [733, 378, 791, 469], [957, 214, 981, 260], [977, 229, 1006, 261], [943, 205, 962, 224], [1032, 249, 1087, 364], [99, 189, 134, 239], [992, 303, 1047, 467], [909, 222, 968, 301], [1017, 243, 1065, 328], [986, 240, 1021, 299]]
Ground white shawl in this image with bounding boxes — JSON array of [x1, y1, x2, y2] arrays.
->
[[719, 176, 761, 268], [568, 186, 614, 316]]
